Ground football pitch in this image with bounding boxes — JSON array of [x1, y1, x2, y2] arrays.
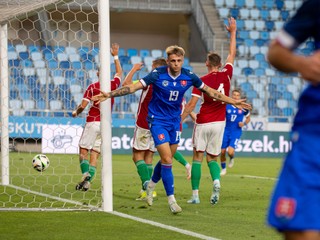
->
[[0, 153, 283, 240]]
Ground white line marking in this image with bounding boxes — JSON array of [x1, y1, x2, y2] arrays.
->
[[232, 174, 278, 181], [111, 211, 221, 240]]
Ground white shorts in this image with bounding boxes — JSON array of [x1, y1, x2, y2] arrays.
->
[[79, 122, 101, 153], [132, 125, 156, 152], [193, 121, 226, 156]]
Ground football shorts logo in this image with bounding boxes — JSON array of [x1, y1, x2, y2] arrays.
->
[[275, 197, 296, 220], [162, 80, 169, 87], [180, 80, 187, 87], [158, 133, 165, 141]]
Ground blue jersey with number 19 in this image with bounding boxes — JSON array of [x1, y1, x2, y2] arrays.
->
[[140, 66, 204, 121]]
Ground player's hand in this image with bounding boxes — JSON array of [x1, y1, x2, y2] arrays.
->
[[234, 99, 252, 110], [133, 62, 144, 71], [72, 110, 77, 117], [110, 43, 119, 56], [92, 91, 110, 105]]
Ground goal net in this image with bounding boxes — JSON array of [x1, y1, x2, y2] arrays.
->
[[0, 0, 107, 211]]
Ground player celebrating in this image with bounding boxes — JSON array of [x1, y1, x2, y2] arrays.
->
[[72, 43, 122, 191], [220, 89, 250, 176], [181, 17, 237, 205], [122, 59, 192, 201], [93, 45, 251, 214]]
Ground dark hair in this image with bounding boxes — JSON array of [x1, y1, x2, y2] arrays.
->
[[153, 58, 167, 67], [207, 51, 221, 67]]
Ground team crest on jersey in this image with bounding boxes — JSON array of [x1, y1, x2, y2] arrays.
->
[[275, 197, 296, 220], [162, 80, 169, 87], [158, 133, 165, 141], [180, 80, 187, 87], [227, 109, 232, 114]]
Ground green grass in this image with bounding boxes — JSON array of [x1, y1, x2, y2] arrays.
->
[[0, 153, 283, 240]]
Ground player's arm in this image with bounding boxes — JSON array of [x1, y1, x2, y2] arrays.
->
[[122, 63, 144, 86], [188, 111, 197, 122], [225, 17, 237, 65], [239, 113, 251, 128], [201, 84, 251, 110], [111, 43, 123, 79], [72, 99, 89, 117], [92, 82, 144, 104], [268, 40, 320, 83], [181, 96, 198, 121]]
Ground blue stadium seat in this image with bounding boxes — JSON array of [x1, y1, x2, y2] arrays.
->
[[9, 59, 20, 67], [19, 51, 29, 60], [265, 0, 274, 9], [118, 48, 125, 56], [282, 107, 294, 116], [240, 82, 253, 92], [265, 21, 275, 31], [119, 56, 130, 65], [280, 10, 290, 21], [282, 91, 293, 100], [242, 67, 253, 76], [260, 9, 269, 20], [230, 8, 239, 18], [270, 107, 282, 116], [65, 70, 75, 79], [254, 68, 265, 76], [255, 39, 266, 47], [255, 0, 263, 9], [127, 48, 138, 57], [48, 60, 58, 69], [268, 99, 277, 109], [71, 61, 82, 70], [139, 49, 150, 58], [78, 46, 89, 56], [235, 0, 245, 7], [275, 0, 284, 9], [92, 47, 99, 57]]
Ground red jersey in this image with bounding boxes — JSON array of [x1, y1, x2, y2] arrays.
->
[[83, 76, 121, 122], [136, 85, 153, 129], [192, 63, 233, 124]]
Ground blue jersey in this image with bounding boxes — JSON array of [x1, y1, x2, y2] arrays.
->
[[221, 105, 249, 149], [268, 0, 320, 232], [225, 104, 250, 133], [280, 0, 320, 130], [140, 66, 204, 121]]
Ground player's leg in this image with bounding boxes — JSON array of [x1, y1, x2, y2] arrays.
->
[[76, 147, 91, 191], [132, 126, 155, 199], [187, 149, 203, 204], [173, 150, 191, 179], [207, 155, 221, 205], [206, 121, 224, 204], [227, 135, 240, 168], [187, 123, 207, 204], [220, 130, 229, 176], [227, 146, 236, 168], [220, 148, 227, 176]]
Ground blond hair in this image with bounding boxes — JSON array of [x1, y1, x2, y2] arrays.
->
[[165, 45, 185, 57]]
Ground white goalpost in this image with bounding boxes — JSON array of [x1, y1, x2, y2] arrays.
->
[[0, 0, 113, 212]]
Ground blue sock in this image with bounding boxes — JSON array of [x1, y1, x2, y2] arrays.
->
[[221, 162, 226, 169], [151, 160, 162, 183], [161, 164, 174, 196]]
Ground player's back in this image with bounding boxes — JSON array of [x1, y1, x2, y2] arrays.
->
[[193, 64, 232, 123]]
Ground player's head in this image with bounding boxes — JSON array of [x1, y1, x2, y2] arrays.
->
[[232, 89, 241, 100], [206, 51, 222, 68], [152, 58, 167, 69], [165, 45, 185, 74]]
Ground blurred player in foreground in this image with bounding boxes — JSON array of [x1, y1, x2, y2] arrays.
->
[[266, 0, 320, 239]]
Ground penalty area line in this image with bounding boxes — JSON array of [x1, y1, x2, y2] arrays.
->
[[111, 211, 221, 240]]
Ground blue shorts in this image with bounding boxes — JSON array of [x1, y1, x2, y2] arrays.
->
[[148, 118, 181, 147], [267, 129, 320, 231], [221, 128, 241, 149]]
